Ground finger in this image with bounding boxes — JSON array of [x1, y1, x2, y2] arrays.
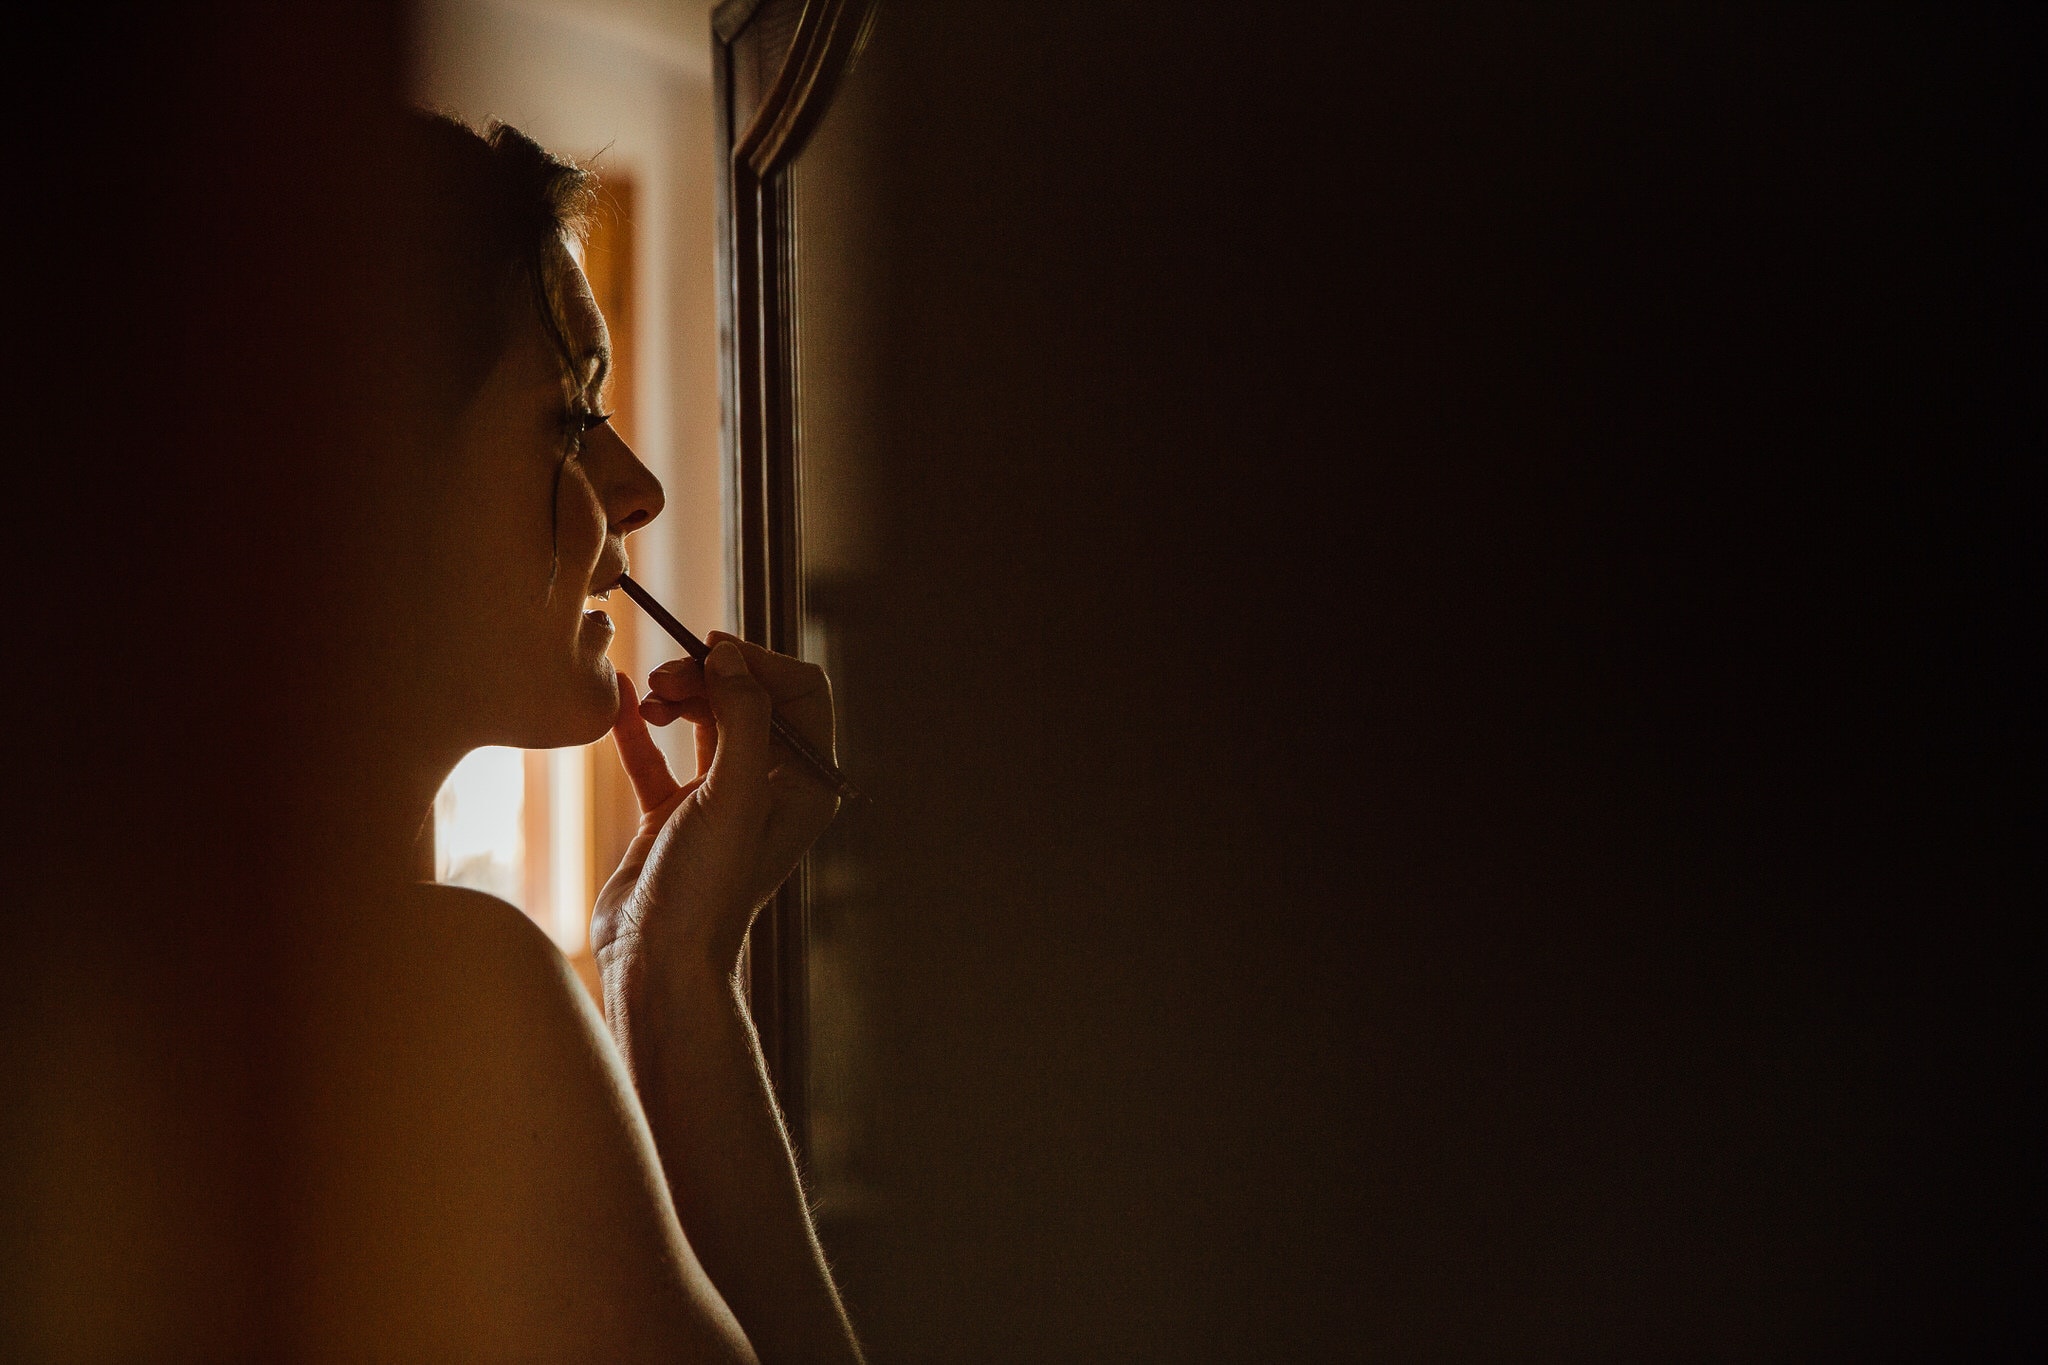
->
[[704, 631, 835, 756], [701, 632, 827, 702], [646, 656, 707, 702], [700, 639, 772, 812], [693, 716, 717, 781], [640, 694, 714, 728], [609, 671, 684, 813]]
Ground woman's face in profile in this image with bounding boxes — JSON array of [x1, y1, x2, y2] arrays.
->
[[435, 240, 663, 750]]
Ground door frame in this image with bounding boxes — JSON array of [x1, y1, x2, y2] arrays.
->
[[712, 0, 877, 1160]]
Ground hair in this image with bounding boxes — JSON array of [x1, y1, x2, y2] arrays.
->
[[404, 112, 598, 419]]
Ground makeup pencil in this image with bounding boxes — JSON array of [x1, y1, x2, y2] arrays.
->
[[615, 573, 861, 803]]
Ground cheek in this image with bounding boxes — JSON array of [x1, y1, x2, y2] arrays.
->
[[442, 460, 567, 630], [556, 462, 608, 574]]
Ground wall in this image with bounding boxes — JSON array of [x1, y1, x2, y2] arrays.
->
[[783, 4, 2041, 1360], [12, 4, 418, 1354]]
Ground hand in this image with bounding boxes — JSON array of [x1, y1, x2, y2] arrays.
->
[[590, 633, 841, 992]]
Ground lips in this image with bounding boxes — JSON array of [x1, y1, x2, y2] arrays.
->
[[582, 564, 625, 649]]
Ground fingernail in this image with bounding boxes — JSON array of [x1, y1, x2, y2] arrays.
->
[[708, 640, 748, 678]]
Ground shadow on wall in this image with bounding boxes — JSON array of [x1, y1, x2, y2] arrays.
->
[[763, 2, 2042, 1360]]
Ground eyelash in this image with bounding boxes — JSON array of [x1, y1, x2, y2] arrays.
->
[[564, 407, 614, 454]]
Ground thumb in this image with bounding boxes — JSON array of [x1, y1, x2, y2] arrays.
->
[[701, 639, 772, 810]]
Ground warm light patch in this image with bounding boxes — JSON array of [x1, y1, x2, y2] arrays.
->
[[549, 744, 591, 953], [435, 746, 525, 904], [432, 745, 594, 955]]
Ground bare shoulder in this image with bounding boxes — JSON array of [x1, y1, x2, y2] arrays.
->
[[406, 880, 598, 1012], [292, 883, 752, 1361]]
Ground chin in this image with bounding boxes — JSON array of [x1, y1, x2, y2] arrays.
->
[[517, 659, 619, 749], [564, 659, 623, 744]]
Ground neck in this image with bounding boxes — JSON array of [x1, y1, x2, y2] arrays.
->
[[300, 676, 474, 891], [399, 748, 466, 881]]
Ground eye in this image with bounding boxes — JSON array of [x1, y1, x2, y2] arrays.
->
[[562, 407, 614, 457]]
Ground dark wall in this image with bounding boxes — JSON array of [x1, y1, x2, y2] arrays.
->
[[808, 4, 2041, 1359], [8, 3, 419, 1355]]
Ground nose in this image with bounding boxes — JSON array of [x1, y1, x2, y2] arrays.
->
[[588, 423, 664, 536]]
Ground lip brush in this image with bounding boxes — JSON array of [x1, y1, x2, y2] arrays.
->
[[614, 572, 862, 804]]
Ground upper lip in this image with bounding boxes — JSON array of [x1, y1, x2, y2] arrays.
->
[[590, 564, 625, 598]]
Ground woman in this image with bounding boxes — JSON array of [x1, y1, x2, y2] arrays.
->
[[290, 114, 862, 1361]]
